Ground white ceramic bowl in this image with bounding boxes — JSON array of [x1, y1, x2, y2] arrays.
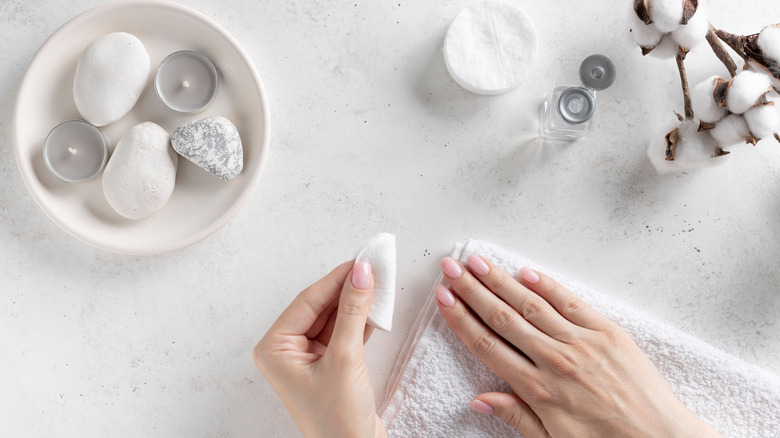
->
[[13, 0, 271, 255]]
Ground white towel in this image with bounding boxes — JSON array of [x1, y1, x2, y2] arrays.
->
[[379, 239, 780, 437], [356, 233, 397, 332]]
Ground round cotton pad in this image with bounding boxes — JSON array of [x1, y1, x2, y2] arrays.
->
[[442, 1, 538, 95]]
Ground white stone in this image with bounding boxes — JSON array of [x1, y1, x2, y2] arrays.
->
[[172, 116, 243, 180], [102, 122, 178, 220], [442, 1, 538, 95], [73, 32, 150, 127]]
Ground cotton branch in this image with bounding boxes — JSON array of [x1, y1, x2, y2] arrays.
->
[[676, 49, 694, 120], [714, 28, 749, 63], [705, 24, 738, 77]]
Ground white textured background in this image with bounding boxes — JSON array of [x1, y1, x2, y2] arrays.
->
[[1, 0, 778, 436]]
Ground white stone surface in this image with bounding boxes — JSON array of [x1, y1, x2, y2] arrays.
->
[[1, 0, 779, 437], [73, 32, 150, 127], [103, 122, 178, 219]]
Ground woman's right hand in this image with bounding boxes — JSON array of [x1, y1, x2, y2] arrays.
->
[[435, 255, 721, 438]]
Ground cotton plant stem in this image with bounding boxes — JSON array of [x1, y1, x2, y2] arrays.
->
[[715, 28, 748, 63], [676, 49, 694, 120], [706, 24, 738, 77]]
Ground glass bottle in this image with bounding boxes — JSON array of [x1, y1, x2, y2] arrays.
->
[[541, 54, 616, 140]]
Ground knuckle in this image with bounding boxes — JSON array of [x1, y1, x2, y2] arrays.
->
[[523, 377, 553, 404], [340, 299, 368, 318], [561, 297, 584, 315], [545, 279, 563, 296], [487, 306, 516, 333], [601, 325, 630, 348], [547, 351, 578, 377], [252, 341, 267, 369], [502, 409, 525, 431], [519, 298, 543, 320], [252, 337, 281, 374], [472, 332, 500, 358], [489, 272, 511, 292], [330, 344, 359, 363], [459, 277, 482, 299]]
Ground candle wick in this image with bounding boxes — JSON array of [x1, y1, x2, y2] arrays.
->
[[182, 80, 190, 88], [67, 147, 78, 155]]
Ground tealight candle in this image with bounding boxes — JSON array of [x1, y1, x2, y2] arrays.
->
[[43, 120, 108, 182], [154, 50, 219, 113]]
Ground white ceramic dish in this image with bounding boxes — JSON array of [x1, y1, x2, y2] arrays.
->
[[13, 0, 270, 255]]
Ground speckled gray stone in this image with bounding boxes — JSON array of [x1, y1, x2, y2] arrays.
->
[[171, 116, 243, 180]]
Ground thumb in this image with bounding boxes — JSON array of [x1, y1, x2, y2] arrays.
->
[[469, 392, 549, 438], [328, 261, 374, 360]]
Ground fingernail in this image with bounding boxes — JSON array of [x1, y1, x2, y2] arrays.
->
[[468, 399, 494, 415], [519, 267, 540, 284], [467, 255, 490, 276], [434, 285, 456, 307], [440, 257, 463, 279], [352, 262, 372, 290]]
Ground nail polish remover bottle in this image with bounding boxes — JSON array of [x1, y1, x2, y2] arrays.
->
[[541, 54, 616, 140]]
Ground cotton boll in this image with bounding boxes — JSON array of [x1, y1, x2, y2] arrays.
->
[[650, 0, 684, 33], [647, 130, 681, 174], [648, 34, 680, 59], [726, 70, 772, 114], [629, 7, 663, 49], [692, 76, 728, 123], [672, 121, 723, 170], [647, 121, 722, 173], [710, 114, 750, 148], [671, 8, 708, 50], [744, 104, 778, 139], [758, 25, 780, 69]]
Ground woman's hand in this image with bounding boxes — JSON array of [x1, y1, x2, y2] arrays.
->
[[436, 255, 721, 438], [253, 260, 387, 438]]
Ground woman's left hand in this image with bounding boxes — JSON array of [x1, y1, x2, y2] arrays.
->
[[253, 260, 387, 438]]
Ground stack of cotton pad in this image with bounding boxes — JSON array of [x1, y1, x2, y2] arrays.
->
[[443, 1, 539, 95]]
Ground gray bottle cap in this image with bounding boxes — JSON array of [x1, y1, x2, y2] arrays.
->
[[558, 87, 595, 124], [579, 54, 616, 91]]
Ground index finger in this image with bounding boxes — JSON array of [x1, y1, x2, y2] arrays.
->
[[269, 260, 354, 336]]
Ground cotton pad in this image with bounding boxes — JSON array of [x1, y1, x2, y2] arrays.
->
[[355, 233, 397, 332], [442, 1, 538, 95]]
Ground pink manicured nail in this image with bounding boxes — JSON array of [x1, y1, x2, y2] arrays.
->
[[467, 255, 490, 276], [434, 285, 456, 307], [469, 399, 494, 415], [519, 267, 540, 284], [440, 257, 463, 279], [352, 262, 372, 290]]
